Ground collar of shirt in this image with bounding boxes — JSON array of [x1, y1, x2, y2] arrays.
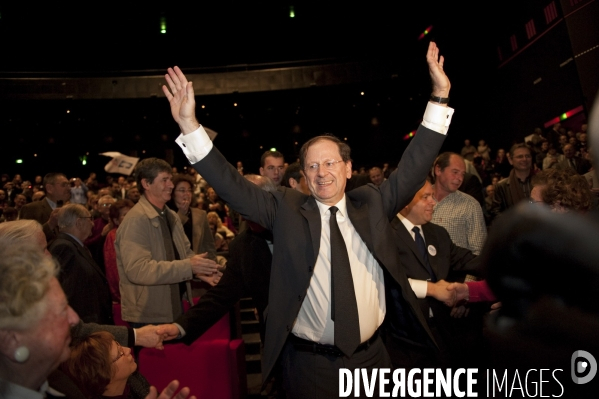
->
[[45, 197, 58, 210], [516, 175, 531, 184], [396, 213, 423, 242], [315, 194, 347, 220], [149, 202, 167, 217], [64, 232, 85, 247], [397, 213, 426, 242]]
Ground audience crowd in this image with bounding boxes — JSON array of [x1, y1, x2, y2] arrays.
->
[[1, 94, 596, 397]]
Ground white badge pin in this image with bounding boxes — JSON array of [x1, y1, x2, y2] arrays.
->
[[428, 245, 437, 256]]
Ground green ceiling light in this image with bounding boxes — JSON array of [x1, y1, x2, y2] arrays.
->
[[270, 147, 277, 152], [80, 155, 87, 166], [160, 16, 167, 34], [289, 6, 295, 18], [16, 159, 23, 164]]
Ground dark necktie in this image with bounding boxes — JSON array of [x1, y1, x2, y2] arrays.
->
[[412, 226, 437, 282], [329, 206, 361, 357]]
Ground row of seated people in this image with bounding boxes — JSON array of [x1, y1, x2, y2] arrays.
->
[[0, 218, 243, 399], [0, 104, 596, 397], [3, 41, 599, 397], [1, 150, 595, 399]]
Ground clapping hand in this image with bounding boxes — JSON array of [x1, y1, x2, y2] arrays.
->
[[190, 252, 218, 276]]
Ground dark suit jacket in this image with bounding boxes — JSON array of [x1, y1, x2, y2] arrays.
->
[[490, 173, 531, 223], [557, 156, 591, 175], [49, 233, 113, 324], [177, 226, 272, 343], [19, 197, 58, 242], [390, 218, 479, 315], [190, 124, 445, 382], [388, 218, 483, 367]]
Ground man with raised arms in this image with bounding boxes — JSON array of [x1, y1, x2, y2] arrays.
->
[[160, 42, 453, 398]]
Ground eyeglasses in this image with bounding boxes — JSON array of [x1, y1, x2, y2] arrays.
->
[[175, 189, 193, 193], [305, 160, 344, 172], [99, 203, 113, 207], [112, 342, 125, 364]]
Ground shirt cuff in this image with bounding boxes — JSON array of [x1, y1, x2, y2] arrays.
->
[[175, 125, 214, 164], [174, 322, 186, 338], [421, 102, 454, 135], [408, 278, 428, 299]]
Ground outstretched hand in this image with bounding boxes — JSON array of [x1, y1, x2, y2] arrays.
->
[[155, 324, 182, 342], [426, 279, 455, 306], [162, 67, 200, 135], [135, 324, 166, 349], [190, 252, 218, 276], [196, 271, 222, 286], [426, 42, 450, 98], [446, 282, 470, 306]]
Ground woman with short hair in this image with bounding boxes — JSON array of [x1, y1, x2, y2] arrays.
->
[[61, 331, 148, 398]]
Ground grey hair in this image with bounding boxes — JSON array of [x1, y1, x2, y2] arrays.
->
[[0, 237, 58, 330], [97, 195, 116, 204], [57, 203, 89, 230], [0, 219, 43, 241]]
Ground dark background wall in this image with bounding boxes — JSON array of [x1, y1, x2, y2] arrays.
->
[[1, 1, 597, 181]]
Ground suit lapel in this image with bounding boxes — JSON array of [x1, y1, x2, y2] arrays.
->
[[421, 224, 440, 279], [300, 197, 321, 262], [346, 199, 373, 252], [390, 217, 430, 275], [300, 197, 373, 259]]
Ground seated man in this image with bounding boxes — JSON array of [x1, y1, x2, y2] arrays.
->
[[49, 204, 113, 325]]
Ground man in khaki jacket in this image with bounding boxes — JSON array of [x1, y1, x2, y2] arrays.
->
[[115, 158, 219, 326]]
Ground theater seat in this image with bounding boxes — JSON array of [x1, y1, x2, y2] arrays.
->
[[137, 301, 246, 399]]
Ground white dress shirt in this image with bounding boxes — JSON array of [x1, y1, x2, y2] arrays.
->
[[396, 213, 429, 299], [292, 197, 385, 344], [174, 102, 454, 340]]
